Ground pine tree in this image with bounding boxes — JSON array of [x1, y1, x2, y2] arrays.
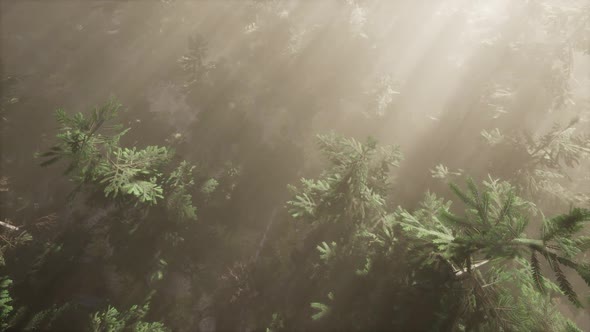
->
[[40, 98, 181, 207], [0, 276, 14, 330], [481, 119, 590, 206], [397, 177, 590, 330], [284, 133, 404, 330], [90, 300, 170, 332]]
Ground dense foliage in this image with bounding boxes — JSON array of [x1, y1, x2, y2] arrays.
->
[[1, 0, 590, 331]]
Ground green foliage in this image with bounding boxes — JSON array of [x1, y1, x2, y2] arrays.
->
[[431, 164, 464, 180], [23, 303, 74, 331], [460, 258, 584, 332], [0, 277, 13, 329], [40, 99, 182, 207], [398, 176, 590, 331], [33, 100, 198, 330], [41, 100, 198, 214], [316, 241, 337, 263], [287, 134, 405, 327], [311, 293, 333, 321], [91, 303, 170, 332], [40, 98, 126, 173], [288, 133, 401, 226], [200, 178, 219, 195], [482, 120, 590, 205], [7, 1, 590, 330], [101, 146, 171, 204], [310, 302, 330, 321], [1, 227, 32, 267], [166, 161, 198, 221], [287, 134, 402, 269], [265, 312, 284, 332]]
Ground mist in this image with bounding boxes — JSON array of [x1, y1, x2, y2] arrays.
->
[[1, 1, 589, 331]]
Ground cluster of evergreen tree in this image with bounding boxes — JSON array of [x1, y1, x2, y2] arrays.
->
[[1, 0, 589, 331], [1, 101, 589, 331]]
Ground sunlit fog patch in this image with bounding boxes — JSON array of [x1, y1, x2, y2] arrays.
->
[[146, 82, 195, 132]]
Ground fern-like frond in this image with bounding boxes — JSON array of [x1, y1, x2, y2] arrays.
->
[[530, 251, 544, 293], [310, 302, 331, 321], [552, 260, 581, 307], [543, 207, 590, 241]]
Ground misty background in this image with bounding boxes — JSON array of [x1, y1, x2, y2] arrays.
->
[[1, 1, 589, 331]]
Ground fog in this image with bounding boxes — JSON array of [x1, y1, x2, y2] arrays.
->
[[1, 1, 589, 331]]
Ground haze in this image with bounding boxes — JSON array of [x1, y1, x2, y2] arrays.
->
[[1, 1, 589, 331]]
